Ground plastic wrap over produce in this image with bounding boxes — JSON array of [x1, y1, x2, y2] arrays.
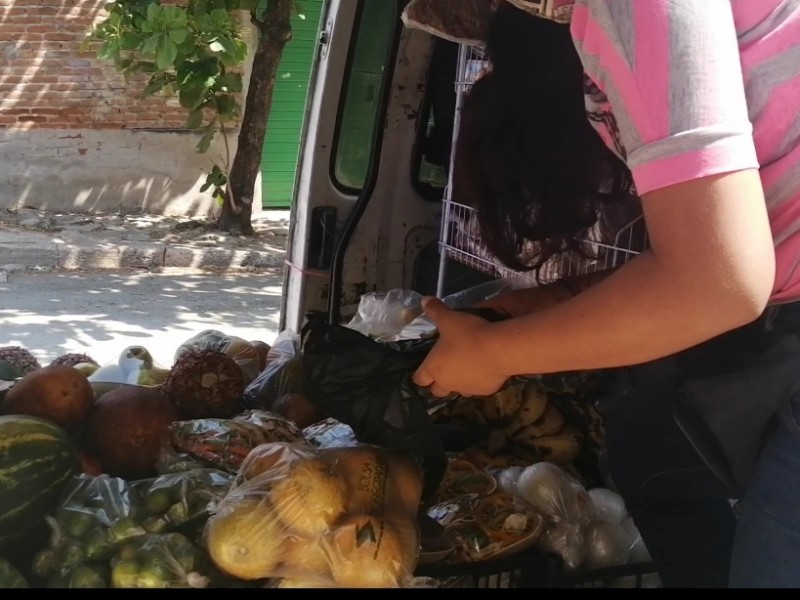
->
[[242, 330, 305, 411], [345, 275, 550, 342], [401, 0, 499, 46], [425, 457, 545, 563], [346, 289, 425, 340], [496, 462, 650, 573], [203, 442, 425, 588], [31, 471, 238, 588], [87, 345, 170, 389], [159, 410, 310, 475]]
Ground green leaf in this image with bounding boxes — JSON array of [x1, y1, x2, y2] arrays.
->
[[186, 108, 204, 129], [142, 33, 160, 57], [192, 0, 208, 19], [156, 38, 177, 70], [178, 85, 207, 110], [146, 2, 160, 23], [208, 8, 231, 28], [97, 40, 119, 61], [119, 32, 143, 50], [142, 73, 168, 97], [214, 72, 241, 93], [214, 93, 238, 119], [162, 5, 188, 28], [216, 193, 225, 207], [166, 27, 187, 44]]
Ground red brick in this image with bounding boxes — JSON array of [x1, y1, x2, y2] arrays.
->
[[17, 115, 48, 123]]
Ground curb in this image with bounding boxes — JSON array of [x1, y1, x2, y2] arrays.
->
[[0, 239, 285, 274]]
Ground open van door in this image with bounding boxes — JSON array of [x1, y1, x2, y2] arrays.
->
[[280, 0, 489, 332]]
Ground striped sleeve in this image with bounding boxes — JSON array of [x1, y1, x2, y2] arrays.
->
[[570, 0, 760, 195]]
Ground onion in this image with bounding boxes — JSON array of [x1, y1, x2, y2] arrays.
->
[[538, 522, 586, 571], [584, 520, 630, 569], [588, 487, 628, 525], [496, 466, 524, 497], [516, 462, 594, 525], [622, 516, 652, 563]]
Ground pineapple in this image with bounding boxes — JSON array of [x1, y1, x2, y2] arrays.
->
[[161, 348, 246, 419], [49, 352, 99, 368], [0, 346, 41, 376]]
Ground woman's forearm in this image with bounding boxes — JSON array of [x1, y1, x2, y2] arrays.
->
[[484, 250, 763, 378]]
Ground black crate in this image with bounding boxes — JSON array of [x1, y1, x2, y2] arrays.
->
[[415, 551, 660, 589]]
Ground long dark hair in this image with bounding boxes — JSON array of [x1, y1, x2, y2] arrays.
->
[[452, 3, 635, 274]]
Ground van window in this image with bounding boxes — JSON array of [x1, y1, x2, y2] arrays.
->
[[413, 38, 458, 201], [331, 1, 400, 192]]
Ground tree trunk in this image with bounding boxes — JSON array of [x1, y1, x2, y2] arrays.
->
[[220, 0, 294, 235]]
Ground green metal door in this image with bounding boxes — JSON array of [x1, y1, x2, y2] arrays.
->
[[260, 0, 325, 208]]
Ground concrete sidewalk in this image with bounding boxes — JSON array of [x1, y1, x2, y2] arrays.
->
[[0, 209, 290, 278]]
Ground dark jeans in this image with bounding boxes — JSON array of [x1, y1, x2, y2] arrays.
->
[[602, 302, 800, 588]]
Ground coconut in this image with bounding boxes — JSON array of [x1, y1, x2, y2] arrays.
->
[[83, 385, 178, 479], [1, 365, 95, 432]]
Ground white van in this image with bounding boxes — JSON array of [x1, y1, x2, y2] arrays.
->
[[281, 0, 495, 332], [280, 0, 642, 332]]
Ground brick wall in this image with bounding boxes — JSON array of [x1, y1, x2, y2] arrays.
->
[[0, 0, 214, 130]]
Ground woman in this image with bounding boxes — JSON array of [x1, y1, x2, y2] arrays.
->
[[414, 0, 800, 588]]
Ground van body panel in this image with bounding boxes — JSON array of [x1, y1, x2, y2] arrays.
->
[[282, 0, 442, 332]]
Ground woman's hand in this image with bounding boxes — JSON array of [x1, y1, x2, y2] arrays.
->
[[413, 297, 509, 398]]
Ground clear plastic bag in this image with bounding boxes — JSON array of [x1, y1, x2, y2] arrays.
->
[[108, 532, 217, 588], [346, 289, 425, 340], [203, 442, 426, 588], [161, 410, 311, 474], [137, 469, 235, 534], [242, 330, 307, 413], [87, 345, 170, 390], [425, 491, 545, 563], [514, 462, 595, 526], [302, 418, 360, 449]]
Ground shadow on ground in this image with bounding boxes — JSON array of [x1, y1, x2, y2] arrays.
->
[[0, 269, 285, 367]]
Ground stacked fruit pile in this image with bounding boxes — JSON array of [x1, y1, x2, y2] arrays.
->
[[0, 330, 625, 588]]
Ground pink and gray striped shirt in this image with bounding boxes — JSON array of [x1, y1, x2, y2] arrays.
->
[[567, 0, 800, 303]]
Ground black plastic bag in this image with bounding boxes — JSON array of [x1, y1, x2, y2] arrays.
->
[[241, 330, 305, 411], [299, 308, 510, 503], [300, 313, 447, 502]]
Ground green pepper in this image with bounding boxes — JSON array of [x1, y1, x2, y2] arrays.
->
[[111, 559, 140, 588], [144, 488, 174, 515], [165, 502, 189, 525], [82, 526, 115, 562], [136, 560, 175, 589], [142, 515, 171, 534], [31, 548, 59, 580], [56, 508, 95, 539], [67, 563, 108, 588], [54, 538, 87, 573], [107, 516, 146, 546]]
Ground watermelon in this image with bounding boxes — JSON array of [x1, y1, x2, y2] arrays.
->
[[0, 415, 81, 554], [0, 557, 29, 588]]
